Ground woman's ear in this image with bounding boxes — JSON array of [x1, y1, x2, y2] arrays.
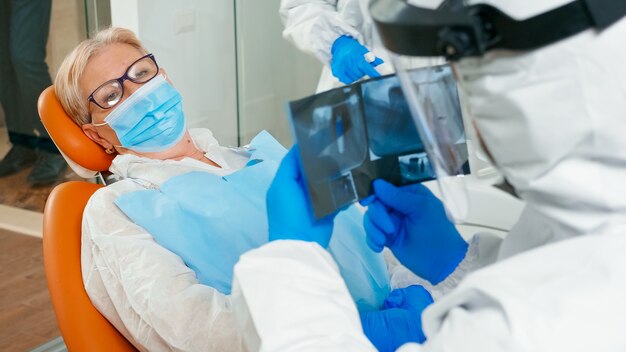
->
[[82, 124, 114, 150]]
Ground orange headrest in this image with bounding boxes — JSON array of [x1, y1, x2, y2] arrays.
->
[[38, 86, 115, 176]]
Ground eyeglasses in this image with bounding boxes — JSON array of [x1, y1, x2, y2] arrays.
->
[[87, 53, 159, 110]]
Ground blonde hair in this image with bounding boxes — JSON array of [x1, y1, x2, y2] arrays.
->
[[54, 27, 149, 125]]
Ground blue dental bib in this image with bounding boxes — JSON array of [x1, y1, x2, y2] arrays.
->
[[115, 131, 390, 311]]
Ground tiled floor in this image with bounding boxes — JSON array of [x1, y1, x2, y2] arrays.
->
[[0, 164, 70, 213], [0, 127, 9, 160], [0, 229, 61, 352], [0, 131, 80, 350], [0, 128, 85, 215], [0, 204, 43, 238]]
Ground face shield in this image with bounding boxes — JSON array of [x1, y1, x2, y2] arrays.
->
[[369, 0, 626, 223], [393, 56, 470, 222]]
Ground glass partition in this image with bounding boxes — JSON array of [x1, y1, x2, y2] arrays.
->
[[234, 0, 322, 146], [84, 0, 112, 35]]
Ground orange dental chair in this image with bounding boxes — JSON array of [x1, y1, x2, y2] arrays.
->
[[38, 86, 137, 351]]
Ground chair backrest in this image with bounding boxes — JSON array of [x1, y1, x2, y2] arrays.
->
[[43, 182, 137, 351], [38, 86, 114, 178], [38, 86, 137, 351]]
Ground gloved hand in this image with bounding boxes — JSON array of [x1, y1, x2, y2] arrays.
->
[[363, 180, 468, 284], [331, 35, 384, 84], [361, 285, 434, 352], [267, 146, 336, 247]]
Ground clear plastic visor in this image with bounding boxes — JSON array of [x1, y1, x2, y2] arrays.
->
[[391, 55, 469, 223]]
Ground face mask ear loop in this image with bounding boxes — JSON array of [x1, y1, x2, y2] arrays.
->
[[92, 120, 109, 127]]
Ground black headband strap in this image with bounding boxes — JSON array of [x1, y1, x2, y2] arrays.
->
[[371, 0, 626, 60]]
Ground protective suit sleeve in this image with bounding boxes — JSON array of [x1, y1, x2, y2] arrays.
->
[[232, 211, 626, 351], [279, 0, 363, 65], [81, 181, 245, 351], [385, 232, 504, 299], [232, 240, 377, 352]]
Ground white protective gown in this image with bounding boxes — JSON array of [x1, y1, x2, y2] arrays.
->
[[82, 128, 252, 351], [232, 2, 626, 351]]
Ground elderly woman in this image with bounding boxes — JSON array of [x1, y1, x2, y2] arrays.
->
[[53, 27, 422, 351]]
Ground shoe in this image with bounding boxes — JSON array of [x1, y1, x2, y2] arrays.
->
[[0, 145, 38, 177], [27, 151, 68, 186]]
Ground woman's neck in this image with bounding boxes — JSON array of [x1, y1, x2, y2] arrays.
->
[[119, 130, 221, 168], [183, 148, 221, 168], [174, 136, 221, 167]]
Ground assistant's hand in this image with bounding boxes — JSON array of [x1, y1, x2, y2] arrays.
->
[[363, 180, 468, 284], [361, 285, 434, 352], [267, 147, 336, 247], [331, 35, 384, 84]]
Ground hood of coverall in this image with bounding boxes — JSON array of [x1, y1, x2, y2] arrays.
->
[[454, 0, 626, 237]]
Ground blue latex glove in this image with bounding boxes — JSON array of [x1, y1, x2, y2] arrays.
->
[[331, 35, 384, 84], [267, 146, 336, 247], [363, 180, 469, 284], [361, 285, 434, 352]]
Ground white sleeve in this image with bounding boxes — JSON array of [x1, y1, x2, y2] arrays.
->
[[232, 226, 626, 352], [81, 184, 245, 352], [228, 237, 522, 352], [385, 232, 503, 299], [279, 0, 363, 65], [230, 237, 514, 352], [232, 240, 377, 352]]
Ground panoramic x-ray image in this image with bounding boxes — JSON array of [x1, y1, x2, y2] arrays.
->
[[289, 65, 469, 219], [362, 80, 423, 158]]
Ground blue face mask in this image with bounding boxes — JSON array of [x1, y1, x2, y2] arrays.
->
[[94, 74, 186, 153]]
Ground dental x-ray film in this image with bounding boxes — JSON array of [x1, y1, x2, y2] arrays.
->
[[288, 64, 469, 219]]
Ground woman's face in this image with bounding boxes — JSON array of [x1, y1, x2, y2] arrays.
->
[[79, 43, 185, 159], [80, 43, 145, 150]]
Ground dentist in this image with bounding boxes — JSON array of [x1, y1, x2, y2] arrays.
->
[[233, 0, 626, 351]]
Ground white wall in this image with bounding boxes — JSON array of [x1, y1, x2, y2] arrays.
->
[[235, 0, 322, 146], [110, 0, 139, 35]]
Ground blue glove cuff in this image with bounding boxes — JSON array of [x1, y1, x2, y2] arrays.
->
[[430, 239, 469, 285]]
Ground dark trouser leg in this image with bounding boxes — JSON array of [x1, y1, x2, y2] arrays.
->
[[8, 0, 57, 153], [0, 0, 22, 137]]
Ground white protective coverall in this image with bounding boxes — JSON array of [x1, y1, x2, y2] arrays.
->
[[82, 128, 250, 351], [232, 1, 626, 351]]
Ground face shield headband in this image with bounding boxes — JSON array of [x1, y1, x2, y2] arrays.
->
[[370, 0, 626, 61]]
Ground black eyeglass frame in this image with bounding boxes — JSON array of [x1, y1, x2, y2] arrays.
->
[[87, 53, 159, 110]]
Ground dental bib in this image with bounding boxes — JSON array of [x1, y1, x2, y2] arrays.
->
[[114, 131, 390, 312]]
